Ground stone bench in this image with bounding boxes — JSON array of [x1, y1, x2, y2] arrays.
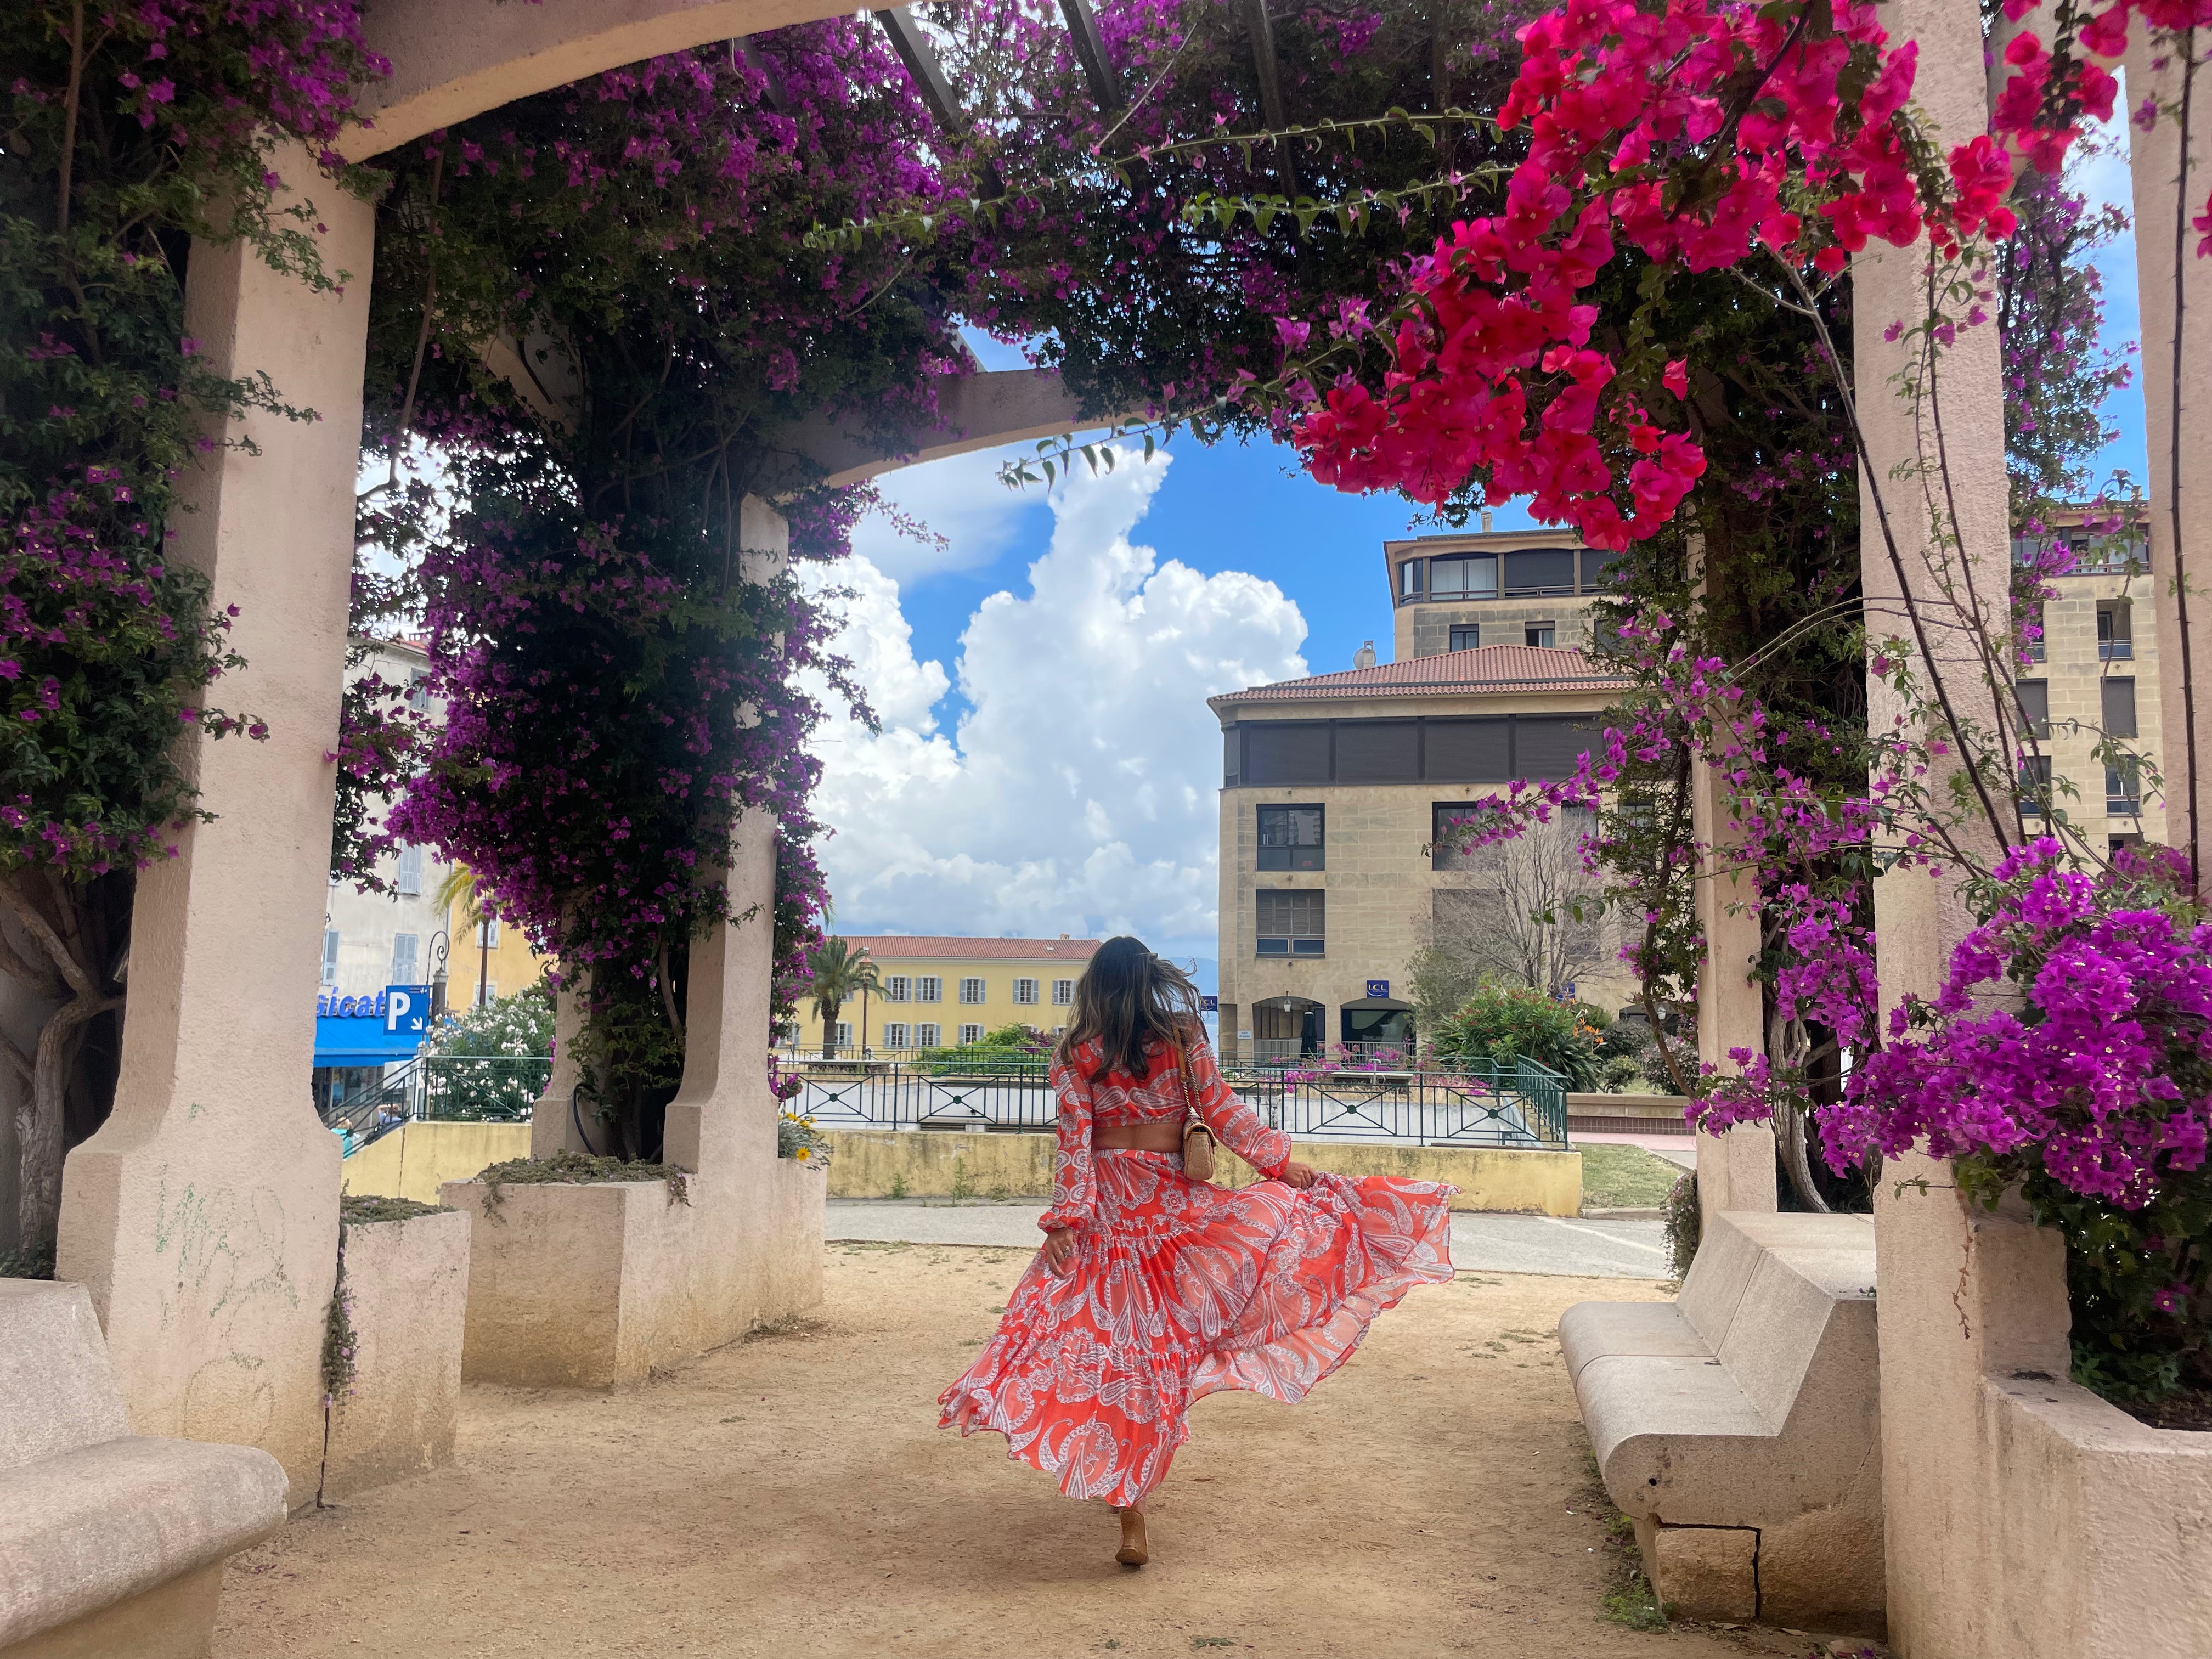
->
[[0, 1279, 288, 1659], [1559, 1210, 1883, 1632]]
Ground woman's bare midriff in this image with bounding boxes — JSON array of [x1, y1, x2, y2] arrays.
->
[[1092, 1122, 1188, 1153]]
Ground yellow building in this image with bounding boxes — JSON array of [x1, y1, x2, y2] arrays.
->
[[441, 883, 554, 1011], [799, 936, 1103, 1054]]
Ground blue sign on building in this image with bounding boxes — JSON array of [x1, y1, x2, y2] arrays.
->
[[385, 984, 432, 1035], [313, 984, 435, 1069], [1199, 995, 1218, 1012], [1366, 979, 1390, 998]]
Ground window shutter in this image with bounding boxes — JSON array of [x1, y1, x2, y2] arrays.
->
[[1423, 718, 1510, 782], [1333, 720, 1418, 783], [2102, 678, 2137, 738], [2014, 679, 2050, 735], [1244, 722, 1332, 785], [1504, 548, 1575, 594], [1514, 715, 1599, 780]]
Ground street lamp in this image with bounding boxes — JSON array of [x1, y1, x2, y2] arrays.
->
[[425, 929, 451, 1018]]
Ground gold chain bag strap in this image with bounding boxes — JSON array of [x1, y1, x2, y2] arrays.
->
[[1175, 1035, 1216, 1183]]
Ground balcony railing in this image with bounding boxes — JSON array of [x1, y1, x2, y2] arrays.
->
[[781, 1058, 1568, 1149]]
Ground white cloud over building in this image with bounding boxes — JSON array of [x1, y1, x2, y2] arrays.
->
[[799, 447, 1307, 956]]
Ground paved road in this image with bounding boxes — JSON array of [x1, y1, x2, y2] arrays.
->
[[826, 1199, 1673, 1279]]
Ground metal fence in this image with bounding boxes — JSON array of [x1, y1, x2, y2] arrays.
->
[[320, 1055, 554, 1152], [789, 1056, 1567, 1149]]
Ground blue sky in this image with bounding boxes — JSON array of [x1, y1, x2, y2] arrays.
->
[[808, 109, 2154, 962]]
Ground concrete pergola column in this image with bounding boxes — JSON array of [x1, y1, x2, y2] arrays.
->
[[1855, 2, 2050, 1650], [55, 145, 373, 1499], [2123, 31, 2212, 884], [1690, 760, 1776, 1226]]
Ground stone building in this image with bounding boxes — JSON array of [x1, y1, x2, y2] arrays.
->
[[1210, 617, 1633, 1064], [2014, 508, 2168, 850]]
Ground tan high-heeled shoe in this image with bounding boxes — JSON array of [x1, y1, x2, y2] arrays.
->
[[1114, 1506, 1149, 1567]]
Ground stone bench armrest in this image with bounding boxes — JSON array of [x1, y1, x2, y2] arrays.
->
[[0, 1436, 288, 1647]]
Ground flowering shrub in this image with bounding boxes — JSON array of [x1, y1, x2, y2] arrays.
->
[[2, 0, 386, 1246], [778, 1109, 831, 1167], [1431, 980, 1602, 1092], [354, 27, 960, 1153], [420, 985, 556, 1121]]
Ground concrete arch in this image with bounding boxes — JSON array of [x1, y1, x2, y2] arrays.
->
[[343, 0, 862, 160]]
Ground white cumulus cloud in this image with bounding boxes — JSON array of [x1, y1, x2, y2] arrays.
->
[[800, 447, 1308, 956]]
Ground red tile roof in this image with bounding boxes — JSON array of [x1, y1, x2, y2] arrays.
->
[[840, 935, 1103, 961], [1210, 645, 1633, 706]]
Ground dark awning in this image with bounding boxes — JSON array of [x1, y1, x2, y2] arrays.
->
[[1339, 996, 1412, 1011]]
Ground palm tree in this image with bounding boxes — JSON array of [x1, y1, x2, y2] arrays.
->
[[434, 864, 496, 1010], [805, 937, 881, 1059]]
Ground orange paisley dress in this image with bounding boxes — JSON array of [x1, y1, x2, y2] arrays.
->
[[938, 1032, 1456, 1507]]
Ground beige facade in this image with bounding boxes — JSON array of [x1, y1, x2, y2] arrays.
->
[[2017, 511, 2168, 849], [1384, 526, 1611, 659], [1211, 645, 1635, 1063]]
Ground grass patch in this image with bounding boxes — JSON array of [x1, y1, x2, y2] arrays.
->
[[1579, 1143, 1684, 1209], [339, 1193, 445, 1226], [1583, 1453, 1668, 1630]]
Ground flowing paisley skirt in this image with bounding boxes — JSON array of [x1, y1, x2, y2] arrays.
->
[[937, 1151, 1456, 1508]]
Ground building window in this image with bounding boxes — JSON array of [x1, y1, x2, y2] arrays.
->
[[1525, 623, 1556, 648], [958, 1024, 984, 1046], [2014, 679, 2050, 738], [476, 916, 500, 947], [1427, 553, 1498, 599], [915, 1023, 941, 1047], [1448, 624, 1480, 651], [391, 933, 419, 981], [2103, 677, 2138, 738], [884, 975, 910, 1002], [2107, 757, 2143, 816], [474, 979, 500, 1007], [2098, 601, 2133, 660], [958, 977, 985, 1004], [1013, 977, 1040, 1005], [322, 929, 341, 984], [883, 1022, 910, 1048], [406, 669, 432, 710], [915, 976, 943, 1003], [1256, 890, 1326, 957], [2022, 601, 2046, 663], [2020, 755, 2053, 817], [395, 843, 424, 896], [834, 1021, 853, 1048], [1256, 804, 1325, 871], [1052, 979, 1075, 1006], [1398, 560, 1424, 599], [1431, 803, 1487, 871]]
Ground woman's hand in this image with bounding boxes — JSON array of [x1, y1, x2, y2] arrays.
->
[[1277, 1161, 1317, 1189], [1041, 1227, 1080, 1274]]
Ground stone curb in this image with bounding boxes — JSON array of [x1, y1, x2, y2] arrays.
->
[[1580, 1206, 1664, 1221]]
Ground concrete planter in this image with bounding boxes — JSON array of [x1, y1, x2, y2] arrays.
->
[[324, 1209, 470, 1500], [441, 1160, 823, 1390], [1880, 1172, 2212, 1657]]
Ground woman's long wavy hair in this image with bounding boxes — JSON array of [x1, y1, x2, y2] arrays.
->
[[1056, 936, 1204, 1079]]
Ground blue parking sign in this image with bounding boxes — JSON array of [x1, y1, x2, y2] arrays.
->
[[384, 984, 432, 1035]]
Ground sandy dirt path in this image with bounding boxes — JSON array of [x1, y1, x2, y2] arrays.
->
[[214, 1244, 1836, 1659]]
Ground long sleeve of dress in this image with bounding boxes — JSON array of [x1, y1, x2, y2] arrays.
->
[[1187, 1037, 1293, 1178], [1040, 1055, 1097, 1232]]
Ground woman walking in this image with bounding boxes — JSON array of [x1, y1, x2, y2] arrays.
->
[[938, 936, 1455, 1566]]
